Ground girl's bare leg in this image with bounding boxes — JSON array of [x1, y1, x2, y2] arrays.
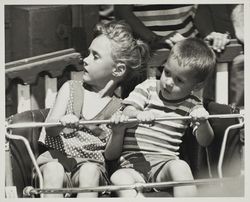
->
[[40, 162, 65, 198]]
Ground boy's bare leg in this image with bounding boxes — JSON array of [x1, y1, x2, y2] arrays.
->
[[110, 168, 145, 197], [40, 162, 65, 198], [156, 159, 197, 197]]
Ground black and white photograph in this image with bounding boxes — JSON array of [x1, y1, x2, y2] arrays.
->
[[2, 0, 248, 200]]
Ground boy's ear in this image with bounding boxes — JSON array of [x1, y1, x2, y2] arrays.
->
[[193, 81, 205, 91], [112, 63, 127, 77]]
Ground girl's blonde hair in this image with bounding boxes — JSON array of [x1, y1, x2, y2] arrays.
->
[[94, 20, 150, 97]]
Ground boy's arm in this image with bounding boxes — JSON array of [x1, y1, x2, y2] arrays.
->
[[195, 120, 214, 147], [190, 106, 214, 147]]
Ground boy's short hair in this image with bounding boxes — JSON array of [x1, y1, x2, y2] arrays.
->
[[169, 38, 216, 83]]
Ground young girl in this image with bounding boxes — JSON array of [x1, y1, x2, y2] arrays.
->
[[36, 21, 150, 198]]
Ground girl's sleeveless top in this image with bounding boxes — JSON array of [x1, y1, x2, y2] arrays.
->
[[38, 80, 122, 163]]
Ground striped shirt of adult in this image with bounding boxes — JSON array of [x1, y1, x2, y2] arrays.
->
[[133, 4, 198, 38]]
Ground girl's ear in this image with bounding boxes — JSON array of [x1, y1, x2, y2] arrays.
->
[[112, 63, 127, 77]]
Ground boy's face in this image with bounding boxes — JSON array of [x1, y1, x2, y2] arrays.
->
[[82, 35, 115, 89], [160, 57, 198, 101]]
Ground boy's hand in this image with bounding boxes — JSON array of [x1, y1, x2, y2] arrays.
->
[[190, 106, 209, 124], [137, 111, 155, 124], [60, 114, 79, 128]]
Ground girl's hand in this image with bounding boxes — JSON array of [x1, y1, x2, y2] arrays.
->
[[205, 32, 230, 52], [60, 114, 79, 128], [190, 106, 209, 124], [110, 110, 129, 125], [110, 111, 137, 133], [137, 111, 155, 123], [109, 111, 131, 133]]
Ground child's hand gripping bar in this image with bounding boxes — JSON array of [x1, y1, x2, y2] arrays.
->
[[6, 113, 244, 130]]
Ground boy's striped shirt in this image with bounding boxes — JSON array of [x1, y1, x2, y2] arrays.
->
[[121, 79, 202, 158]]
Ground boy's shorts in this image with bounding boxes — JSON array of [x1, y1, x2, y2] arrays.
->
[[118, 152, 178, 183]]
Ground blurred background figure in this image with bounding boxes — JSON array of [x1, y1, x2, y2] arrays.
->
[[194, 4, 244, 107], [114, 4, 198, 50], [99, 5, 115, 23]]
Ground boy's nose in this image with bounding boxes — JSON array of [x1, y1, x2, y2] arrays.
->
[[165, 78, 174, 89]]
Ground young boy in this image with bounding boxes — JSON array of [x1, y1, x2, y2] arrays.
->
[[105, 38, 216, 197]]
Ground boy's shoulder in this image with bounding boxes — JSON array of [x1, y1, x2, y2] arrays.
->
[[136, 78, 158, 89]]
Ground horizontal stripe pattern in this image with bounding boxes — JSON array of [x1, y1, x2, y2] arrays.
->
[[121, 79, 201, 158], [133, 4, 197, 37]]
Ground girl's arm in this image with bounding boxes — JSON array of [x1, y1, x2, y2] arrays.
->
[[104, 123, 126, 160], [44, 82, 70, 136], [104, 105, 141, 160]]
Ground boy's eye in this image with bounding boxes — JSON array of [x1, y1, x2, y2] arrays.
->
[[164, 70, 170, 76], [176, 77, 184, 84]]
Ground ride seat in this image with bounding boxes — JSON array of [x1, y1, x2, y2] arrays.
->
[[6, 102, 243, 197]]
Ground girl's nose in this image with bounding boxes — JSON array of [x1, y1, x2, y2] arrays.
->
[[79, 57, 88, 66]]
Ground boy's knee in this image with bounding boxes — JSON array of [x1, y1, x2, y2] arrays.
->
[[110, 169, 136, 185], [169, 160, 190, 171]]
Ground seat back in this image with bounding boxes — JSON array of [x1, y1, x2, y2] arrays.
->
[[7, 109, 49, 197]]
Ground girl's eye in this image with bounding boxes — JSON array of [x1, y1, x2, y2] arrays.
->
[[93, 54, 99, 60]]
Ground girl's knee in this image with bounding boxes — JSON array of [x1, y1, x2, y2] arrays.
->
[[41, 162, 65, 187], [42, 162, 64, 177], [79, 162, 100, 176]]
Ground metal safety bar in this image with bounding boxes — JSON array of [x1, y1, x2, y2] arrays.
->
[[217, 122, 244, 178], [6, 113, 244, 130], [22, 176, 243, 197], [5, 131, 44, 198]]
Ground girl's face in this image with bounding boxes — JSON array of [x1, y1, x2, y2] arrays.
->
[[82, 35, 115, 89], [160, 57, 198, 101]]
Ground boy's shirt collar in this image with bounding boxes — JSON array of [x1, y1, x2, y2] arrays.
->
[[159, 90, 191, 104]]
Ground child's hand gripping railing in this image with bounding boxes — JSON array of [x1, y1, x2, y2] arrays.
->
[[6, 114, 244, 130], [5, 113, 244, 197]]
